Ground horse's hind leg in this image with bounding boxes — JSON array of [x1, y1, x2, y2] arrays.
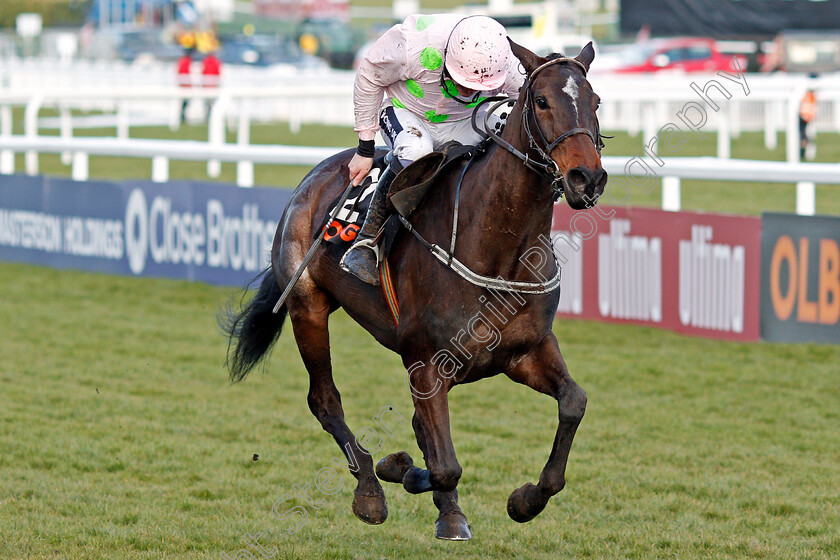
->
[[287, 289, 387, 525], [504, 332, 587, 523]]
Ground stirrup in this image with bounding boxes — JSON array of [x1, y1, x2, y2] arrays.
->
[[339, 237, 381, 273]]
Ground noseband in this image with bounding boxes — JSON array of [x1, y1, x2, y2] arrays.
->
[[475, 56, 605, 201]]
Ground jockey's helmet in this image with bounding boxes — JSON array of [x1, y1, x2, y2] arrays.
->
[[444, 16, 510, 91]]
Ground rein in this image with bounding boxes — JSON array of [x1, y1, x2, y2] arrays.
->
[[398, 214, 563, 295], [393, 148, 563, 294]]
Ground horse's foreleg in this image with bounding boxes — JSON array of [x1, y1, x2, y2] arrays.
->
[[382, 359, 463, 490], [406, 369, 462, 493], [377, 413, 471, 539], [406, 364, 473, 539], [287, 292, 387, 525], [375, 412, 430, 493], [414, 411, 472, 540], [504, 332, 587, 523]]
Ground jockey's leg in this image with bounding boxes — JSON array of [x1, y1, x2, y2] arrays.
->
[[341, 105, 432, 285]]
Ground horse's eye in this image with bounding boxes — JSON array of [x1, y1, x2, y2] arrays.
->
[[535, 97, 549, 110]]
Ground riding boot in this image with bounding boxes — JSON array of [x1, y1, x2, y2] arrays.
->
[[340, 163, 399, 285]]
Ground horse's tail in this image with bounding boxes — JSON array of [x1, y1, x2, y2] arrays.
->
[[220, 267, 288, 383]]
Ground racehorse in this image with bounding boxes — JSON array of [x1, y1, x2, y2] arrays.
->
[[222, 41, 607, 540]]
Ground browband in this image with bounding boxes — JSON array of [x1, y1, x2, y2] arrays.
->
[[529, 56, 588, 79]]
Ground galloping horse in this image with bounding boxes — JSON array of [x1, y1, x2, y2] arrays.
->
[[222, 41, 607, 540]]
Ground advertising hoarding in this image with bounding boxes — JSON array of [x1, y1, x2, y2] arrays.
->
[[0, 175, 292, 287], [760, 213, 840, 344], [552, 205, 762, 341]]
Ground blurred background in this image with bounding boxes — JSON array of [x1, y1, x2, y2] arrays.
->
[[1, 0, 836, 343], [1, 0, 838, 337], [0, 0, 840, 186], [2, 0, 839, 72], [0, 0, 837, 209]]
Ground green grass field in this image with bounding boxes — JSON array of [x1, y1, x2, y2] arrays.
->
[[1, 259, 839, 559]]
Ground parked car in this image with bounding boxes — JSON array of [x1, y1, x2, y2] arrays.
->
[[295, 18, 357, 69], [118, 29, 183, 63], [87, 27, 183, 62], [762, 30, 840, 73], [218, 35, 328, 70], [595, 38, 745, 74]]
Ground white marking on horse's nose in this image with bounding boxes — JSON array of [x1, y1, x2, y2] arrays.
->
[[562, 76, 579, 120]]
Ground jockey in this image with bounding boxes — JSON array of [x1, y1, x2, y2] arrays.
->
[[341, 14, 524, 285]]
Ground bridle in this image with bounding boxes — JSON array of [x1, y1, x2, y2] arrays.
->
[[473, 56, 607, 201]]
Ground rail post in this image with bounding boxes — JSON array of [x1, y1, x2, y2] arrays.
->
[[662, 176, 681, 212]]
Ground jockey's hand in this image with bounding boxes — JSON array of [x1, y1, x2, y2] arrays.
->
[[349, 153, 373, 186]]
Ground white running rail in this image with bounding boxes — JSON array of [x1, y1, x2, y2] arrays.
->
[[0, 135, 837, 215]]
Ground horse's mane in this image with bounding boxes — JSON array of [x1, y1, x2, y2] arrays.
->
[[545, 52, 566, 61]]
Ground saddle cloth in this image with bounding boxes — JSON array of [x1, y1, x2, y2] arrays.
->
[[321, 155, 387, 247], [322, 143, 476, 248]]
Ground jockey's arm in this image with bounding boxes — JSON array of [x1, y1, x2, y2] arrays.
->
[[350, 24, 408, 185]]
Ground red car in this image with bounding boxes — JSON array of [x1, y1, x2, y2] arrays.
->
[[599, 38, 744, 74]]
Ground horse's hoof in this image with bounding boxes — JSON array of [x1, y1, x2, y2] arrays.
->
[[507, 483, 549, 523], [435, 512, 472, 540], [376, 451, 414, 484], [352, 491, 388, 525], [402, 466, 432, 494]]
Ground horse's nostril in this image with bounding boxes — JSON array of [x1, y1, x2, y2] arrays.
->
[[566, 167, 590, 191], [593, 168, 608, 190]]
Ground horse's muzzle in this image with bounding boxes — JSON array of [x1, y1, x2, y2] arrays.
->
[[564, 166, 608, 210]]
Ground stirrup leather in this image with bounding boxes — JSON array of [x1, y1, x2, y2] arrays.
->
[[339, 237, 381, 273]]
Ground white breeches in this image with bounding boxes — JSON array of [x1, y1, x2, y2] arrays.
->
[[378, 103, 508, 167]]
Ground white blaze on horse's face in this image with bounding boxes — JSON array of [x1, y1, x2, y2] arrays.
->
[[562, 76, 579, 121]]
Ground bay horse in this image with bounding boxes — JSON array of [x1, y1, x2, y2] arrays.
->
[[222, 41, 607, 540]]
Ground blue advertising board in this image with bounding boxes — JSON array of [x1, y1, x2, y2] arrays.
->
[[760, 212, 840, 344], [0, 175, 293, 286]]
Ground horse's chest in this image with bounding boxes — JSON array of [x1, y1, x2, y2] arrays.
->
[[402, 295, 554, 377]]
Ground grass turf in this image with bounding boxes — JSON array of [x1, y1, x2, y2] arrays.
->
[[0, 261, 838, 559]]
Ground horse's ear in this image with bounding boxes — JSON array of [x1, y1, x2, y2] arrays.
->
[[508, 38, 542, 75], [575, 42, 596, 73]]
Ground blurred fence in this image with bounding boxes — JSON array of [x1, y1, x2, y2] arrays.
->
[[1, 58, 839, 214], [1, 58, 838, 158], [0, 57, 356, 131], [1, 134, 838, 216], [590, 72, 840, 163]]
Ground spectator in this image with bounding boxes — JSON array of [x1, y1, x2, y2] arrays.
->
[[177, 47, 195, 124], [799, 76, 817, 160], [201, 49, 222, 120]]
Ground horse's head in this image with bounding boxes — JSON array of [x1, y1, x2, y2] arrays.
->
[[509, 41, 607, 210]]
